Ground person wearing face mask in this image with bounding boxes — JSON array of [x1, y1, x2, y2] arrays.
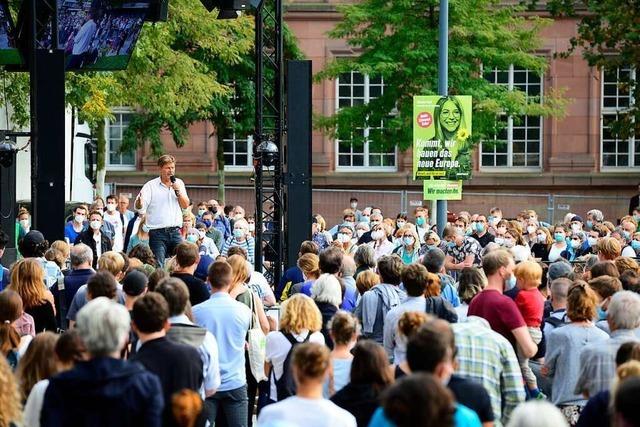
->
[[585, 224, 607, 253], [487, 207, 503, 235], [194, 222, 220, 258], [201, 211, 224, 251], [585, 209, 604, 231], [368, 224, 394, 261], [588, 275, 623, 335], [561, 232, 590, 261], [443, 226, 481, 274], [195, 201, 208, 220], [16, 208, 31, 247], [357, 213, 383, 245], [126, 215, 150, 254], [531, 227, 553, 261], [102, 195, 125, 252], [548, 224, 569, 263], [569, 215, 585, 234], [348, 197, 363, 222], [220, 218, 255, 264], [64, 205, 89, 245], [470, 215, 495, 248], [328, 210, 357, 238], [205, 199, 231, 240], [392, 227, 420, 265], [311, 215, 333, 251], [247, 216, 256, 237], [629, 232, 640, 257], [612, 227, 637, 258], [73, 211, 112, 269], [333, 224, 358, 256], [468, 250, 538, 359], [413, 208, 429, 243], [394, 213, 408, 233], [354, 222, 370, 242]]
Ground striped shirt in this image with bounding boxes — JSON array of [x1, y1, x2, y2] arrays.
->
[[221, 236, 255, 264], [452, 316, 525, 427]]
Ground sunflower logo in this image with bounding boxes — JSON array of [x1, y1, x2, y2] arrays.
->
[[456, 128, 470, 141]]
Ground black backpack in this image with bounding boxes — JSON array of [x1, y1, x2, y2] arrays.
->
[[425, 296, 459, 323], [274, 331, 311, 400]]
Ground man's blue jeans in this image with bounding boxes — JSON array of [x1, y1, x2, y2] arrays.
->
[[148, 227, 182, 267], [205, 385, 249, 427]]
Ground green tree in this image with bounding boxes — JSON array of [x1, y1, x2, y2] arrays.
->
[[316, 0, 567, 157], [528, 0, 639, 139]]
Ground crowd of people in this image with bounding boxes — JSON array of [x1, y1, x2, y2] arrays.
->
[[1, 157, 640, 427]]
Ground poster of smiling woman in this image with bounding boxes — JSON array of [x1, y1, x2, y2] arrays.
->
[[413, 95, 472, 182]]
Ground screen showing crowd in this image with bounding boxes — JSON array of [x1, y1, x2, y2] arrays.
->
[[57, 0, 149, 71]]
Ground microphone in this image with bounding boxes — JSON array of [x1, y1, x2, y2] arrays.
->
[[170, 175, 176, 184]]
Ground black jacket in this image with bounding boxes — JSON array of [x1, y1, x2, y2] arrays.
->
[[331, 382, 382, 427], [42, 357, 163, 427], [315, 301, 338, 349], [74, 230, 112, 269]]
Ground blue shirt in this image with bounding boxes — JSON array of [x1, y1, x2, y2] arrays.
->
[[193, 292, 251, 392], [368, 403, 481, 427], [213, 216, 231, 240], [64, 221, 86, 244]]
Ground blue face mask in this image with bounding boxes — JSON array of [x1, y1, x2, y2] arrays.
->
[[416, 217, 426, 226], [203, 219, 212, 228], [361, 216, 370, 223], [505, 274, 517, 291], [446, 241, 456, 248], [186, 234, 198, 243], [586, 220, 593, 229], [554, 233, 565, 243], [623, 231, 631, 240], [476, 222, 485, 233], [632, 240, 640, 250], [596, 305, 607, 321], [402, 236, 415, 246]]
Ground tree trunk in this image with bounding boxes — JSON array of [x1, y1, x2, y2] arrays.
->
[[94, 120, 106, 198], [216, 127, 225, 205]]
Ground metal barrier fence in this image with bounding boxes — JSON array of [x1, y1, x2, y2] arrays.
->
[[113, 183, 631, 226]]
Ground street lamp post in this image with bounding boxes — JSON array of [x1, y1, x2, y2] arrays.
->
[[436, 0, 448, 237]]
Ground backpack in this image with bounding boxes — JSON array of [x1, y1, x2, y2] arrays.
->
[[273, 331, 310, 400], [425, 296, 458, 323], [544, 313, 568, 329]]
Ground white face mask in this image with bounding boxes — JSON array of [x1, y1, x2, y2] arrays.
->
[[106, 203, 116, 212], [74, 214, 86, 224], [504, 239, 515, 248], [527, 226, 537, 234], [370, 220, 381, 228], [337, 233, 351, 243], [90, 220, 101, 230], [571, 223, 582, 232], [350, 202, 357, 209], [371, 230, 384, 241], [396, 221, 406, 228], [537, 234, 546, 243], [248, 223, 255, 232], [587, 236, 598, 246], [19, 219, 29, 229], [570, 239, 581, 249]]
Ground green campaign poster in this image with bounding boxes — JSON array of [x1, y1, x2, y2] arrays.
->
[[423, 180, 463, 200], [413, 95, 472, 181]]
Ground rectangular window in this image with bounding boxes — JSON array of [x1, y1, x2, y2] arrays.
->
[[480, 66, 543, 169], [601, 66, 637, 169], [223, 132, 252, 169], [335, 72, 396, 170], [106, 111, 136, 169]]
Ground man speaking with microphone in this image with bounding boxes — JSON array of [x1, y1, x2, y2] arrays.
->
[[134, 155, 190, 266]]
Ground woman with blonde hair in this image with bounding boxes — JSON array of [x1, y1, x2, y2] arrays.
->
[[45, 240, 70, 272], [369, 223, 394, 261], [227, 255, 269, 334], [127, 214, 150, 254], [9, 259, 56, 333], [16, 331, 59, 400], [180, 211, 196, 240], [393, 225, 421, 265], [312, 214, 333, 251], [0, 289, 33, 369], [290, 253, 321, 296], [265, 293, 324, 402], [531, 227, 553, 261], [356, 270, 380, 296], [0, 355, 22, 427]]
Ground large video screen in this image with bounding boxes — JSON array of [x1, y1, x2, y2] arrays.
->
[[58, 0, 149, 71], [0, 0, 22, 65]]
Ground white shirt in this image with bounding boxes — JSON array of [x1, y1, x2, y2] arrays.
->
[[266, 330, 325, 400], [548, 243, 566, 262], [103, 211, 124, 252], [93, 233, 102, 260], [249, 270, 275, 306], [136, 177, 187, 229], [257, 396, 356, 427], [72, 20, 97, 55], [24, 379, 49, 427]]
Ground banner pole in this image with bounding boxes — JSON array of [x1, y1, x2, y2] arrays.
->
[[436, 0, 449, 237]]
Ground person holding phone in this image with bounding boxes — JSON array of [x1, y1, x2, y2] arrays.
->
[[134, 155, 190, 266]]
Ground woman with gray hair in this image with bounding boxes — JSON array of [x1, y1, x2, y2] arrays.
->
[[354, 244, 375, 280], [41, 297, 164, 427], [312, 273, 343, 349]]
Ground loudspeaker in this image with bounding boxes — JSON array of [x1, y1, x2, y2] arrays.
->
[[146, 0, 169, 22], [32, 50, 66, 242], [285, 60, 312, 268]]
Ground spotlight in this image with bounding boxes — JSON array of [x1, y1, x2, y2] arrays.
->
[[200, 0, 249, 18], [257, 139, 278, 167], [0, 140, 17, 168]]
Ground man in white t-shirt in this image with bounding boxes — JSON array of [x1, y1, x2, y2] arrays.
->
[[259, 342, 356, 427], [103, 195, 124, 252], [68, 11, 97, 68], [135, 155, 190, 266]]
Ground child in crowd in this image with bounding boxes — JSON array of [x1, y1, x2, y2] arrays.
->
[[512, 260, 546, 399]]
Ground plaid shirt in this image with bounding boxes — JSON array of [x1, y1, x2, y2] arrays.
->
[[575, 329, 640, 397], [452, 316, 525, 427]]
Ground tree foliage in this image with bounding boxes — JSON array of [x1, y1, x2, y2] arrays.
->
[[316, 0, 568, 152], [528, 0, 639, 138]]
